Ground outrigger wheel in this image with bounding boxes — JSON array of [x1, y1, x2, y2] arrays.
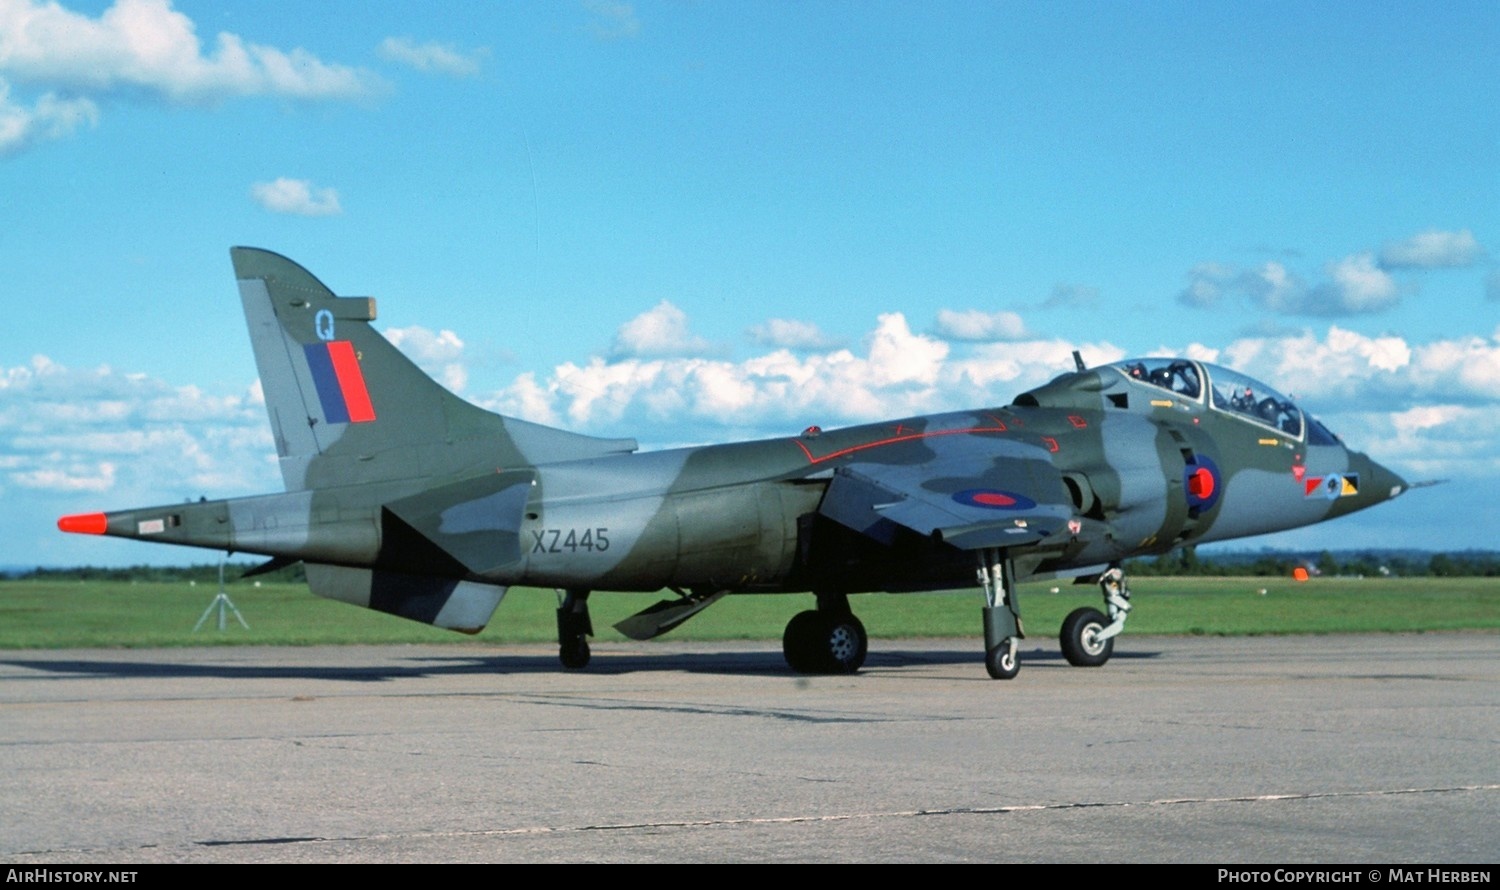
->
[[985, 639, 1019, 680], [978, 549, 1024, 680]]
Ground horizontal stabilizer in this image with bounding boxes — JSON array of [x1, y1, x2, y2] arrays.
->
[[305, 563, 506, 633], [242, 555, 299, 578]]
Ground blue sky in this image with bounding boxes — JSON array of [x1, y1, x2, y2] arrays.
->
[[2, 0, 1497, 567]]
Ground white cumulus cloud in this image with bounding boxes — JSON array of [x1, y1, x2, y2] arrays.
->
[[1219, 326, 1500, 417], [0, 354, 272, 500], [486, 311, 1111, 439], [11, 459, 116, 492], [934, 308, 1028, 341], [0, 78, 97, 156], [866, 313, 948, 386], [584, 0, 640, 40], [748, 318, 839, 350], [1177, 263, 1231, 308], [1314, 252, 1401, 314], [250, 177, 342, 217], [610, 300, 713, 358], [1378, 229, 1485, 269], [377, 37, 485, 77], [1040, 283, 1100, 309], [0, 0, 380, 103], [472, 311, 1500, 501], [385, 325, 467, 393], [1179, 254, 1402, 317], [1241, 261, 1307, 313]]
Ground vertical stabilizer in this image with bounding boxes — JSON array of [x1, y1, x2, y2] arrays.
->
[[232, 248, 636, 491]]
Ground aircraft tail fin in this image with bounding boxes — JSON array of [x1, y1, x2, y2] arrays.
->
[[232, 247, 636, 491]]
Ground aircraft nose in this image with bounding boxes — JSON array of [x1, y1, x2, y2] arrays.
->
[[1357, 453, 1407, 503]]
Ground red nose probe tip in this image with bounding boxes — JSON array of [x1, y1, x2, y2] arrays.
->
[[57, 513, 108, 535]]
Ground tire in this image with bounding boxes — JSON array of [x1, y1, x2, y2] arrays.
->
[[825, 614, 868, 674], [560, 636, 591, 670], [782, 610, 826, 673], [1060, 607, 1113, 667], [783, 610, 868, 674], [985, 640, 1020, 680]]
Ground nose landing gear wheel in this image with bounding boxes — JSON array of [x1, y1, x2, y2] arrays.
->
[[1060, 607, 1113, 667]]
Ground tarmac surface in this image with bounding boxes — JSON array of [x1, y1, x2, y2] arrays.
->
[[1, 633, 1496, 863]]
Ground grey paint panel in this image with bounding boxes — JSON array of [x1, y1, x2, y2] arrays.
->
[[305, 563, 506, 633], [238, 278, 322, 489], [384, 469, 535, 574]]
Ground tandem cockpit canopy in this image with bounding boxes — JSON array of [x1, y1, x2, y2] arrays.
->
[[1108, 358, 1342, 445]]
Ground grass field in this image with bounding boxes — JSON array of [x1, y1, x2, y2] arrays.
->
[[0, 575, 1495, 649]]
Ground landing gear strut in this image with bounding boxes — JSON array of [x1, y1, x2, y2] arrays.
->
[[782, 592, 868, 674], [1059, 564, 1131, 668], [556, 588, 593, 669], [977, 549, 1023, 679]]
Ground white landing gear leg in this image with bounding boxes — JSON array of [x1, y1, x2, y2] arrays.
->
[[1059, 563, 1130, 668], [978, 548, 1023, 680]]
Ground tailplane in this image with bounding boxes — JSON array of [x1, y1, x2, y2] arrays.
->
[[232, 247, 635, 491]]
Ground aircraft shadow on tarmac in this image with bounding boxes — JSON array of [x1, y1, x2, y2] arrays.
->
[[2, 645, 1159, 683]]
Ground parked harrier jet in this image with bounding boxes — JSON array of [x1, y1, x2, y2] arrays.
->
[[59, 249, 1409, 678]]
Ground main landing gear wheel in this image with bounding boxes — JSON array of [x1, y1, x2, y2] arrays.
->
[[556, 588, 594, 670], [560, 636, 591, 670], [782, 610, 824, 673], [825, 614, 868, 673], [783, 610, 868, 674], [1060, 607, 1113, 667], [985, 639, 1019, 680]]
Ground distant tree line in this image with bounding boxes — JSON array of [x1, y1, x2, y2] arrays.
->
[[1126, 547, 1500, 578], [10, 549, 1500, 581], [14, 562, 307, 583]]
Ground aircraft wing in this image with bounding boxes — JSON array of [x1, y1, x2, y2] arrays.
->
[[818, 441, 1074, 550]]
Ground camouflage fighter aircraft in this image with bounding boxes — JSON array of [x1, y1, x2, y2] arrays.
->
[[59, 249, 1410, 679]]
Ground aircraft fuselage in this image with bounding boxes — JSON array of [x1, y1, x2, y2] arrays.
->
[[60, 250, 1409, 677]]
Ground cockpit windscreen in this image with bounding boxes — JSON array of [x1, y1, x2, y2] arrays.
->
[[1110, 359, 1312, 440], [1204, 366, 1302, 438], [1114, 359, 1201, 399]]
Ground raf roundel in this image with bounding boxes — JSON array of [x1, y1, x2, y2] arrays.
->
[[1184, 455, 1222, 512], [952, 488, 1038, 511]]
